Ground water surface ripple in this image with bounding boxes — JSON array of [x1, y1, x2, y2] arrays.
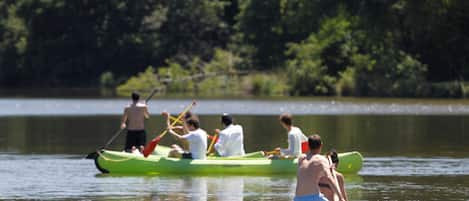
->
[[1, 154, 469, 200], [361, 157, 469, 176]]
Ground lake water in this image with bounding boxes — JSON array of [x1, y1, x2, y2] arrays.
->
[[0, 98, 468, 200]]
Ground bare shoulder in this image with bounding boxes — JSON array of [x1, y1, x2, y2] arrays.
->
[[314, 155, 330, 168], [124, 105, 130, 111], [313, 154, 328, 162], [298, 153, 307, 160]]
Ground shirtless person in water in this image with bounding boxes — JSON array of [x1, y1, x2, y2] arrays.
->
[[294, 135, 345, 201], [121, 92, 150, 153]]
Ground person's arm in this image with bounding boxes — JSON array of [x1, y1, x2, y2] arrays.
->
[[120, 108, 128, 129], [323, 159, 346, 201], [168, 127, 185, 141], [162, 111, 171, 127], [337, 172, 349, 201], [214, 129, 228, 156], [280, 134, 295, 156], [144, 105, 150, 119]]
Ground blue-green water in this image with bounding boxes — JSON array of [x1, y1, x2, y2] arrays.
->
[[1, 98, 469, 200]]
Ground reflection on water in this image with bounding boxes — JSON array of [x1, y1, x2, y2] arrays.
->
[[362, 157, 469, 176], [1, 115, 468, 158], [148, 176, 245, 201], [0, 154, 468, 200]]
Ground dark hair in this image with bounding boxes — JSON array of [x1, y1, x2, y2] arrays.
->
[[221, 113, 233, 126], [182, 111, 198, 121], [279, 113, 292, 126], [328, 149, 339, 165], [185, 118, 200, 129], [131, 92, 140, 101], [308, 134, 322, 150]]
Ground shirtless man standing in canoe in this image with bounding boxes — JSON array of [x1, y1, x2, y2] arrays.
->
[[294, 135, 346, 201], [120, 92, 150, 153]]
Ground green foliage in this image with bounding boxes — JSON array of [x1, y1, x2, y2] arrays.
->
[[100, 71, 115, 89], [285, 34, 336, 95], [428, 82, 464, 98], [236, 0, 284, 69], [352, 47, 428, 97], [197, 49, 243, 95], [157, 62, 194, 93], [116, 67, 161, 97], [204, 48, 242, 73], [285, 14, 354, 96], [158, 0, 230, 63], [336, 68, 356, 96], [0, 2, 28, 86], [0, 0, 468, 98], [248, 73, 288, 96]]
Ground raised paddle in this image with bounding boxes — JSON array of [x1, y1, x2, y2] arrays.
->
[[142, 101, 196, 157], [85, 89, 158, 159], [169, 115, 184, 124]]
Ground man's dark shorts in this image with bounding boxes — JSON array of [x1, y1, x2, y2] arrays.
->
[[182, 152, 193, 159], [125, 130, 146, 152]]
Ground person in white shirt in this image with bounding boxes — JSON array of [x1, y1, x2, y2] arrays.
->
[[276, 113, 308, 157], [168, 118, 207, 160], [214, 113, 245, 157]]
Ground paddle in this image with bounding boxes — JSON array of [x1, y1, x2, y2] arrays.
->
[[85, 89, 158, 159], [169, 116, 183, 124], [168, 114, 217, 142], [263, 149, 280, 156], [328, 154, 342, 201], [142, 101, 196, 157], [206, 133, 218, 154]]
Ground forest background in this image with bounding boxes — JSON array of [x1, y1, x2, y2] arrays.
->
[[1, 0, 468, 98]]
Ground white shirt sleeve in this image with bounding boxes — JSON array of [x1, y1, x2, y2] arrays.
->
[[280, 134, 295, 156], [182, 132, 195, 141], [214, 131, 229, 157], [300, 129, 308, 142]]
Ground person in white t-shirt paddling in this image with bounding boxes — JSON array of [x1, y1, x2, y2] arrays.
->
[[273, 113, 308, 158], [168, 118, 207, 160], [213, 113, 246, 157]]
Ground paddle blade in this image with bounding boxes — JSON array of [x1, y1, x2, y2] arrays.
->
[[143, 137, 161, 157], [85, 151, 98, 159]]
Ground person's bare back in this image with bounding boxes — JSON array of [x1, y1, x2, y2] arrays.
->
[[296, 154, 328, 196], [294, 135, 345, 201], [121, 92, 150, 152], [123, 103, 149, 130]]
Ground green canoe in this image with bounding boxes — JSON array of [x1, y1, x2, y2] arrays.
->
[[94, 146, 363, 175]]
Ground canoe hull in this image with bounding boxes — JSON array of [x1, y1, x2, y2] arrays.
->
[[95, 150, 363, 175]]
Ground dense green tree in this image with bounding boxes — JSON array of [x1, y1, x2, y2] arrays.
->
[[0, 0, 468, 98], [0, 1, 28, 86], [157, 0, 230, 64]]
